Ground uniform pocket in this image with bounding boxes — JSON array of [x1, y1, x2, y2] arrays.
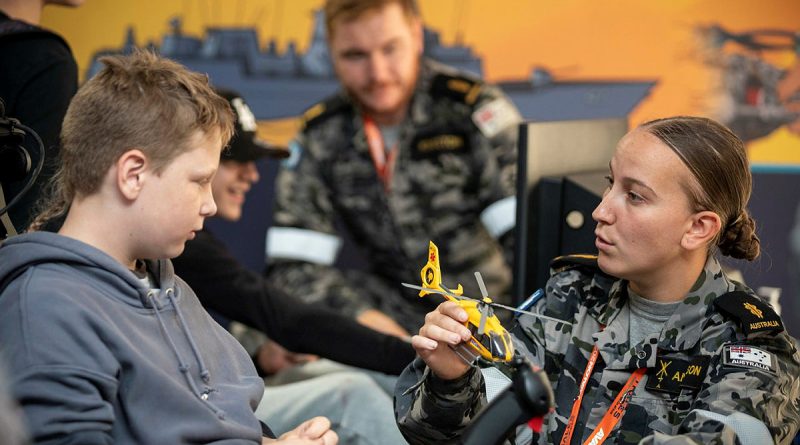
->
[[628, 386, 696, 435]]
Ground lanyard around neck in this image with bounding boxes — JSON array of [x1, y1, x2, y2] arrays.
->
[[362, 115, 398, 191], [559, 345, 647, 445]]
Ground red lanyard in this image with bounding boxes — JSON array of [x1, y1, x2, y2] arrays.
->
[[363, 115, 397, 191], [559, 345, 646, 445]]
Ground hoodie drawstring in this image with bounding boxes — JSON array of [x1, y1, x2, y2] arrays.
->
[[149, 289, 224, 419], [165, 288, 212, 383]]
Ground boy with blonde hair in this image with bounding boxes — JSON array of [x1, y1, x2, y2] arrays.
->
[[0, 51, 336, 445]]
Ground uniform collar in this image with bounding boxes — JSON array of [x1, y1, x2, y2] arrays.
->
[[657, 255, 733, 351], [409, 58, 437, 125], [593, 256, 734, 369]]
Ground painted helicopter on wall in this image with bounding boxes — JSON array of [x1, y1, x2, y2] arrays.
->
[[697, 24, 800, 141]]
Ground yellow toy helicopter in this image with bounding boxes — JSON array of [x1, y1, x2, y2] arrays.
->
[[402, 241, 571, 364]]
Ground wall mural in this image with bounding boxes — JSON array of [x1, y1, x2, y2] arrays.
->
[[42, 0, 800, 164], [698, 24, 799, 157]]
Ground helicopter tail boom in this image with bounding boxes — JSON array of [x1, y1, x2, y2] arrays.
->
[[419, 241, 463, 298]]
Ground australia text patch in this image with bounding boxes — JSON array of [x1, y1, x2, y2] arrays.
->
[[714, 291, 783, 335], [722, 345, 776, 373]]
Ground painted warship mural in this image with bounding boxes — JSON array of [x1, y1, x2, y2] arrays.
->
[[87, 11, 655, 121], [697, 24, 800, 141]]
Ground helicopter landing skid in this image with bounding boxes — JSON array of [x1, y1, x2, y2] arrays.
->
[[452, 343, 481, 366]]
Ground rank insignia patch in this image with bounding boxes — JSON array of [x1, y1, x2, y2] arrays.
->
[[714, 291, 783, 335]]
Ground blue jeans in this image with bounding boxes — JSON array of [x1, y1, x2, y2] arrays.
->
[[255, 370, 407, 445]]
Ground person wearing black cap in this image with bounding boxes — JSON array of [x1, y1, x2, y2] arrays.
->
[[172, 89, 411, 444]]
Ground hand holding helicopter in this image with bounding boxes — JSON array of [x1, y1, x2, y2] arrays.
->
[[402, 241, 561, 442], [401, 241, 571, 365]]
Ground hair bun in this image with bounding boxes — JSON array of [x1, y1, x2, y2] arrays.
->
[[718, 211, 760, 260]]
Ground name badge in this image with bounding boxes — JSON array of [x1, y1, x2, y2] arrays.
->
[[411, 130, 469, 159], [645, 354, 710, 395]]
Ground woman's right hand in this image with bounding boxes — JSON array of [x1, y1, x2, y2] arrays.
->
[[411, 301, 474, 381]]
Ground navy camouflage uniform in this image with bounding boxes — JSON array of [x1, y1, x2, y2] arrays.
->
[[266, 59, 521, 332], [395, 255, 800, 444]]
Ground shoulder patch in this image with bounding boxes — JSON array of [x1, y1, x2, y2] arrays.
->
[[549, 254, 599, 275], [430, 73, 483, 106], [300, 94, 350, 129], [714, 291, 783, 335], [472, 97, 521, 139], [722, 345, 777, 373]]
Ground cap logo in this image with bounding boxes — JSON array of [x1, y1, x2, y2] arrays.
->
[[743, 302, 763, 319], [231, 98, 257, 132]]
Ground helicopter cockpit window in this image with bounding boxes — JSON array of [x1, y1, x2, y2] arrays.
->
[[483, 332, 507, 358]]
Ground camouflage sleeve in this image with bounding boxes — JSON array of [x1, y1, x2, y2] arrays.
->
[[266, 131, 374, 318], [639, 332, 800, 445], [395, 358, 487, 445], [471, 84, 521, 265], [474, 83, 520, 201], [509, 297, 548, 370]]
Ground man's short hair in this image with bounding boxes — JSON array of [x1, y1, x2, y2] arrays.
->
[[324, 0, 420, 38], [60, 49, 234, 198]]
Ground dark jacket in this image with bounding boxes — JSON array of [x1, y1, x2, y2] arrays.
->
[[173, 229, 415, 375], [0, 11, 78, 231]]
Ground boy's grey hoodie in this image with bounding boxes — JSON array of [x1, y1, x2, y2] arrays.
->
[[0, 232, 265, 444]]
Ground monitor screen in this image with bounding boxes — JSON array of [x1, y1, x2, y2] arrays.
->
[[512, 118, 629, 303]]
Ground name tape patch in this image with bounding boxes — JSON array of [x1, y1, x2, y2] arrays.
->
[[645, 355, 710, 395], [411, 130, 470, 159]]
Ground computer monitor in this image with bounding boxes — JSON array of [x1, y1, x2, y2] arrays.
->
[[512, 118, 629, 303]]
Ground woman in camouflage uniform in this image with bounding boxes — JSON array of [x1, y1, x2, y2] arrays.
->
[[395, 116, 800, 445]]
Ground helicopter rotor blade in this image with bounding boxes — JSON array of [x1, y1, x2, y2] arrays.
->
[[401, 283, 573, 326], [477, 303, 488, 336], [474, 271, 489, 299], [488, 301, 573, 326]]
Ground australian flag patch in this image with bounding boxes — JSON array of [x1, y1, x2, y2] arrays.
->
[[722, 345, 777, 373]]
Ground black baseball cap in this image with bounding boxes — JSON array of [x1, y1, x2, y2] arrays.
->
[[216, 88, 289, 160]]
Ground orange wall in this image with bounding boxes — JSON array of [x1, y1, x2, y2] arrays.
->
[[42, 0, 800, 163]]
